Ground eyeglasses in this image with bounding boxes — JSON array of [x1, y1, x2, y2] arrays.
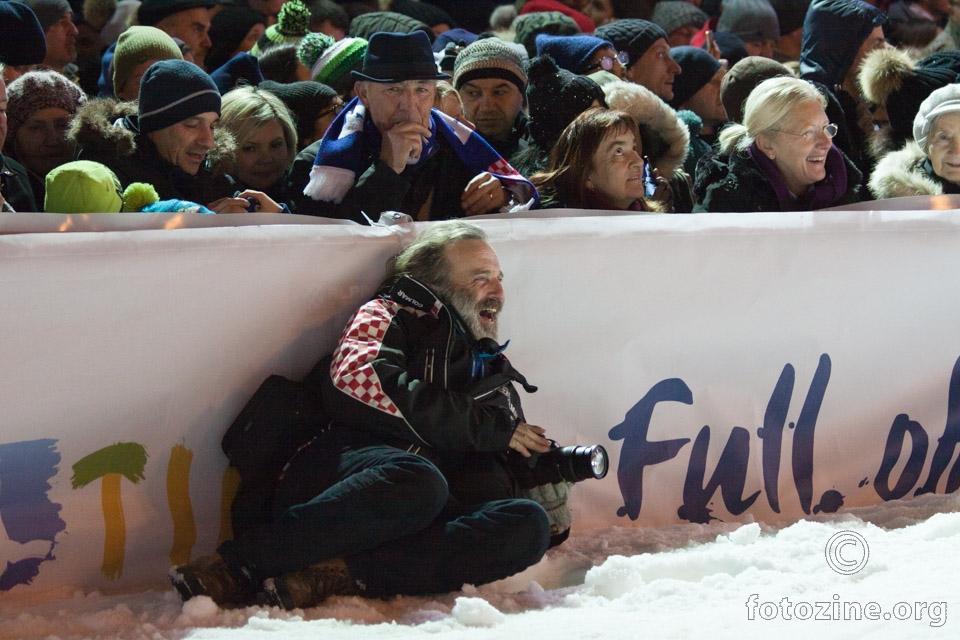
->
[[772, 123, 839, 142], [585, 50, 630, 73], [317, 100, 345, 119]]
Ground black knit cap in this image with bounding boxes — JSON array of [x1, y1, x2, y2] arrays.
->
[[887, 65, 959, 140], [669, 45, 722, 108], [525, 54, 606, 149], [259, 79, 338, 141], [136, 59, 222, 134], [595, 19, 668, 68], [137, 0, 216, 27], [206, 6, 267, 71], [0, 1, 47, 66]]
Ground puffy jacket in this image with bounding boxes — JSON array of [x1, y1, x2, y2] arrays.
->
[[869, 140, 960, 198]]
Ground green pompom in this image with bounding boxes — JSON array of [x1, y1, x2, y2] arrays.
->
[[122, 182, 160, 212], [297, 32, 335, 68], [278, 0, 312, 37]]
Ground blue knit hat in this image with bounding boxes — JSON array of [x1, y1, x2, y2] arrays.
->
[[535, 33, 612, 75], [210, 52, 264, 94], [136, 59, 221, 134]]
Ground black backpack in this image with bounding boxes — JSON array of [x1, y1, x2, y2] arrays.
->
[[221, 355, 332, 535]]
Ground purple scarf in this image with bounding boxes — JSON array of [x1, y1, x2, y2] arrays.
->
[[747, 142, 848, 211]]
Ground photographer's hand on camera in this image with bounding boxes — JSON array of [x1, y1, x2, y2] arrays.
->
[[509, 421, 552, 458]]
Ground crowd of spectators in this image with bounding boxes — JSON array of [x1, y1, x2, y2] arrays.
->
[[3, 0, 960, 216]]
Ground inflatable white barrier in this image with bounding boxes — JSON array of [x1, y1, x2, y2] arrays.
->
[[3, 206, 960, 592]]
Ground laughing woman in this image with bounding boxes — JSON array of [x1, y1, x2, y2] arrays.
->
[[218, 85, 298, 205], [694, 76, 863, 212], [531, 108, 661, 212]]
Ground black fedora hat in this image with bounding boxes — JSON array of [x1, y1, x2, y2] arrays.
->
[[351, 31, 450, 83]]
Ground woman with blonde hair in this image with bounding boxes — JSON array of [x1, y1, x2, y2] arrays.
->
[[694, 76, 863, 212], [219, 85, 298, 204]]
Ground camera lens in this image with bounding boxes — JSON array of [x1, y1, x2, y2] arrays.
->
[[558, 444, 608, 482]]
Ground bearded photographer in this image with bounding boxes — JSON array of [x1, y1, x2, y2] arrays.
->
[[172, 220, 578, 610]]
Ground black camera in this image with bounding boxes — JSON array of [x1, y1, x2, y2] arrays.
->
[[510, 441, 608, 489]]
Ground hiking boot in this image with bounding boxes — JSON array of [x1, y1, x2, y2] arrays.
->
[[263, 558, 361, 610], [169, 553, 259, 607]]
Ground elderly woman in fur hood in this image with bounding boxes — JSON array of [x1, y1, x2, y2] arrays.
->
[[858, 47, 960, 167], [870, 83, 960, 199], [860, 48, 960, 200], [71, 60, 285, 213]]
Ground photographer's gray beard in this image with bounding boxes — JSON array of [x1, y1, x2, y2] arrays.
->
[[441, 285, 500, 341]]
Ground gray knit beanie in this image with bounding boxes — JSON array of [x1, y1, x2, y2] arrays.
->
[[717, 0, 780, 43], [453, 36, 528, 92], [651, 1, 709, 37]]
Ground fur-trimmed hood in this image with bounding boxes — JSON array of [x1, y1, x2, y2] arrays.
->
[[868, 141, 944, 199], [601, 80, 690, 178], [70, 98, 236, 176]]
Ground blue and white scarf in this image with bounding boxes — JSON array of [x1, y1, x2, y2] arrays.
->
[[303, 97, 538, 209]]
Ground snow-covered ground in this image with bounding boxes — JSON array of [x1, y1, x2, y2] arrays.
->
[[3, 492, 958, 640]]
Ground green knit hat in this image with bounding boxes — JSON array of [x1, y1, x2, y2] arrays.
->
[[298, 33, 367, 93], [251, 0, 311, 56], [113, 26, 183, 98], [44, 161, 124, 214]]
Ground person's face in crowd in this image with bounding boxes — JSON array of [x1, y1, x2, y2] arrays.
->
[[459, 78, 523, 141], [0, 79, 7, 151], [926, 112, 960, 185], [310, 97, 345, 145], [12, 107, 75, 177], [583, 45, 626, 79], [117, 60, 160, 102], [238, 23, 266, 53], [159, 8, 213, 68], [744, 38, 776, 59], [626, 39, 681, 101], [757, 100, 833, 196], [441, 238, 505, 341], [683, 63, 728, 126], [247, 0, 283, 25], [236, 120, 289, 189], [44, 13, 79, 70], [147, 112, 219, 175], [668, 24, 701, 47], [357, 80, 436, 133], [584, 127, 646, 210]]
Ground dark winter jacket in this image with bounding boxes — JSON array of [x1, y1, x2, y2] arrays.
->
[[693, 144, 863, 212], [321, 275, 537, 505], [70, 98, 237, 206], [288, 133, 494, 223], [1, 154, 38, 212], [868, 140, 960, 199]]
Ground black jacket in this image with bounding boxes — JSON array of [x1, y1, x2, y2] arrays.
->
[[321, 276, 537, 504], [693, 146, 863, 213], [1, 155, 37, 212], [288, 134, 481, 223]]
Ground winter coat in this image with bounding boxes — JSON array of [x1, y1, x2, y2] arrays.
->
[[1, 154, 37, 212], [693, 145, 863, 212], [70, 98, 237, 206], [287, 130, 490, 222], [320, 275, 537, 506], [868, 141, 960, 199]]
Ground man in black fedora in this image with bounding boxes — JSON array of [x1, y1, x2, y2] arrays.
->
[[289, 30, 537, 221]]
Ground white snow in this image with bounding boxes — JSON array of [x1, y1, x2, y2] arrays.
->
[[2, 492, 958, 639]]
